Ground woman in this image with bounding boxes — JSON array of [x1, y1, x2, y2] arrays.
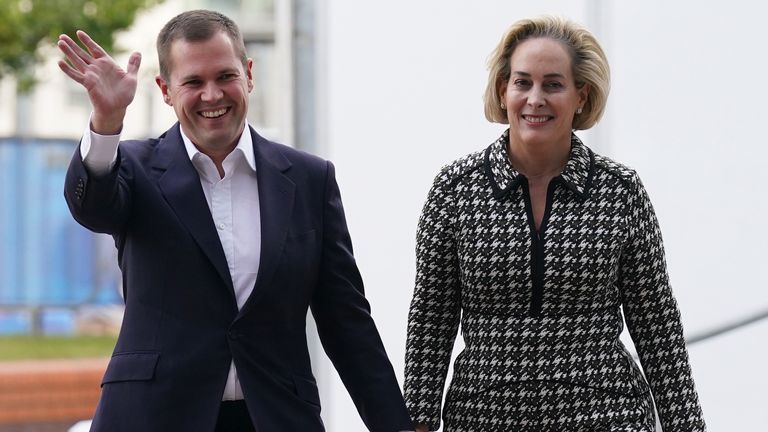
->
[[404, 16, 706, 431]]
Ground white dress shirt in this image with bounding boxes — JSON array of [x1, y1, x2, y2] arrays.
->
[[82, 122, 261, 401]]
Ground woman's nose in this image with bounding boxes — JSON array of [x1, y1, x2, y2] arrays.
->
[[527, 86, 546, 108]]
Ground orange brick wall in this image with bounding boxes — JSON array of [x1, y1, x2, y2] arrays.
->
[[0, 358, 107, 425]]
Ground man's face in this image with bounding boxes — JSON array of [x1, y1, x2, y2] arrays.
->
[[156, 31, 253, 158]]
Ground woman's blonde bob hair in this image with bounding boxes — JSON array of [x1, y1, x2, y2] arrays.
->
[[483, 16, 610, 130]]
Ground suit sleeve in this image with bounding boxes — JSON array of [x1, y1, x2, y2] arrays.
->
[[618, 174, 706, 431], [64, 138, 132, 235], [309, 161, 413, 432], [403, 170, 461, 431]]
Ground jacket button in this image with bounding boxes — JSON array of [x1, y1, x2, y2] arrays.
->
[[228, 331, 240, 340]]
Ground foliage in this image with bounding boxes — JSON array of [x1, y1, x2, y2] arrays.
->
[[0, 0, 163, 92]]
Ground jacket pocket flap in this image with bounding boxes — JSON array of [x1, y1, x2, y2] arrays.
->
[[102, 351, 160, 386], [292, 374, 321, 407]]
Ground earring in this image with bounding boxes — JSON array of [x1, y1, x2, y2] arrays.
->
[[500, 102, 506, 110], [576, 107, 583, 114]]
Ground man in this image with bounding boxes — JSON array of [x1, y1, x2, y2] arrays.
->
[[58, 10, 413, 432]]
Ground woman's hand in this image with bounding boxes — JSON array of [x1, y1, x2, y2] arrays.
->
[[57, 30, 141, 135], [415, 424, 430, 432]]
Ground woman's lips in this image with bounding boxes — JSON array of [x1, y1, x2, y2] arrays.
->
[[522, 114, 553, 123]]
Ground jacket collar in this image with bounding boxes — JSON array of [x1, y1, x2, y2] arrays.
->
[[484, 129, 594, 200], [149, 124, 296, 319], [180, 122, 257, 173]]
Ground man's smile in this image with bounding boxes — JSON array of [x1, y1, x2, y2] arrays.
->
[[200, 107, 229, 118]]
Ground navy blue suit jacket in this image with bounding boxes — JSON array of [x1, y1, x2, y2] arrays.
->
[[64, 124, 412, 432]]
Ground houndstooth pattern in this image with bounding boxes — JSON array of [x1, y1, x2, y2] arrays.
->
[[404, 130, 706, 431], [444, 381, 656, 432]]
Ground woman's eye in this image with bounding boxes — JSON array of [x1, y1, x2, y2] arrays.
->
[[513, 80, 530, 87], [545, 81, 564, 89]]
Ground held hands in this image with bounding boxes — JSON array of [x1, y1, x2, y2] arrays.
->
[[415, 424, 429, 432], [57, 30, 141, 135]]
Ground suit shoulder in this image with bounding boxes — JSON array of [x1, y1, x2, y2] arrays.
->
[[592, 152, 641, 190], [432, 148, 485, 189], [118, 137, 161, 152], [116, 137, 162, 164], [260, 138, 329, 171]]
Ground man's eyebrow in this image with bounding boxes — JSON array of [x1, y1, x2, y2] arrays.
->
[[178, 69, 241, 81]]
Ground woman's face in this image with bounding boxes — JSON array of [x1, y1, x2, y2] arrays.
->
[[501, 37, 588, 149]]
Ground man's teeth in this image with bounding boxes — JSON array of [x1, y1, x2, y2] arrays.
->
[[201, 108, 227, 118]]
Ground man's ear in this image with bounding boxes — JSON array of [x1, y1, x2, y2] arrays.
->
[[155, 75, 172, 106], [246, 58, 254, 93]]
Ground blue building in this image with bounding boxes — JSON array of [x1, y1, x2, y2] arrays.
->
[[0, 138, 121, 334]]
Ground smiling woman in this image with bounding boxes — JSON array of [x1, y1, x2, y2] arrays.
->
[[501, 38, 588, 173], [403, 15, 707, 432]]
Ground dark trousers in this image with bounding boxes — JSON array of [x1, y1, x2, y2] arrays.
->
[[215, 400, 256, 432]]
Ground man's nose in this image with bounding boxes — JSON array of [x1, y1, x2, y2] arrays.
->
[[201, 82, 223, 102]]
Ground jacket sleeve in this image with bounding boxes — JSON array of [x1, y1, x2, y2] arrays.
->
[[309, 161, 413, 432], [64, 141, 133, 235], [618, 173, 706, 432], [403, 169, 461, 431]]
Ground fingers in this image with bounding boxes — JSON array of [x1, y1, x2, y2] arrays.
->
[[57, 30, 112, 70], [57, 34, 91, 71], [126, 52, 142, 76], [57, 30, 142, 93], [76, 30, 108, 58], [57, 38, 89, 82], [57, 59, 84, 84]]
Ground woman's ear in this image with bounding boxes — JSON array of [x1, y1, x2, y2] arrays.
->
[[498, 80, 508, 103], [578, 83, 591, 106]]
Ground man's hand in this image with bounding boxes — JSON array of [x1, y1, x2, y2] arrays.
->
[[415, 424, 429, 432], [57, 30, 141, 135]]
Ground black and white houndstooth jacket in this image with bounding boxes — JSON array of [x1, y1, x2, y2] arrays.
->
[[404, 130, 706, 431]]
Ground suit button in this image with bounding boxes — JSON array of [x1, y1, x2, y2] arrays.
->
[[228, 331, 240, 340]]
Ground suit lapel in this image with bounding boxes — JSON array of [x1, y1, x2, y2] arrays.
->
[[237, 128, 295, 319], [151, 124, 236, 301]]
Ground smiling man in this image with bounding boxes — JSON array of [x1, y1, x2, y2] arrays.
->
[[58, 10, 412, 432]]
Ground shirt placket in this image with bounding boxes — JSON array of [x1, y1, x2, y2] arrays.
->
[[211, 176, 235, 281], [209, 171, 242, 400]]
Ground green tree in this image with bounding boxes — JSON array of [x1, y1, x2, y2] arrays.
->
[[0, 0, 163, 92]]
